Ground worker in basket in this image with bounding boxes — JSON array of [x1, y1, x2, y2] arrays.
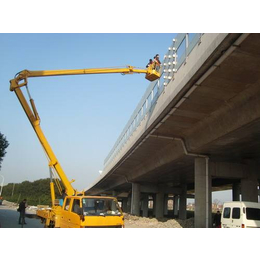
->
[[153, 54, 161, 71], [146, 59, 153, 68]]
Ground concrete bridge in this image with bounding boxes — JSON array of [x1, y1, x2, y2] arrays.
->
[[86, 33, 260, 227]]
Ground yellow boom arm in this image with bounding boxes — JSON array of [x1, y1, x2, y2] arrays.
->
[[10, 66, 160, 91], [10, 65, 160, 197]]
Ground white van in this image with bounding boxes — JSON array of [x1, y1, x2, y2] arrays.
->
[[221, 201, 260, 228]]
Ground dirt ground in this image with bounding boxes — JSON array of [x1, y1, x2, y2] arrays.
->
[[124, 213, 194, 228]]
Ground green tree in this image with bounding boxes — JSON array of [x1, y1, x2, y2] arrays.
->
[[2, 178, 64, 206], [0, 132, 9, 170]]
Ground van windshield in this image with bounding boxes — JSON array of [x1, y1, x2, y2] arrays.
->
[[246, 208, 260, 220], [82, 198, 122, 216]]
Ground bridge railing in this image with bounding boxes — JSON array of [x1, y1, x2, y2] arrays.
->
[[104, 33, 202, 168]]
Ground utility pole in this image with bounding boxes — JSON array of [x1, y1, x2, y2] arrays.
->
[[17, 193, 21, 204], [12, 183, 15, 197]]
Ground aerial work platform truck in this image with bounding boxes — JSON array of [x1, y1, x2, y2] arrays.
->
[[10, 64, 160, 228]]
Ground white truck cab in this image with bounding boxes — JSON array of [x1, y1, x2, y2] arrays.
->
[[221, 201, 260, 228]]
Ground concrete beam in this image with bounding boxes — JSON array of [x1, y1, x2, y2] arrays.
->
[[140, 183, 182, 194], [116, 192, 129, 198], [140, 183, 158, 193], [210, 162, 244, 179], [159, 186, 182, 195]]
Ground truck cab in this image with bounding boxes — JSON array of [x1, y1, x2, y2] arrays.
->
[[60, 196, 124, 228], [221, 201, 260, 228]]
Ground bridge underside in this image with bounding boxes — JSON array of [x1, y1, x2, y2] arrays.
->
[[87, 33, 260, 227]]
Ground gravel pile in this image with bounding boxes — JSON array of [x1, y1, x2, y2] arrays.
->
[[124, 213, 194, 228]]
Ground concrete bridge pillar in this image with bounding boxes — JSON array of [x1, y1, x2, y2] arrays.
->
[[179, 184, 187, 220], [131, 183, 140, 216], [127, 195, 131, 213], [142, 194, 149, 217], [195, 157, 212, 228], [232, 182, 240, 201], [155, 192, 164, 218], [122, 198, 128, 212], [241, 161, 258, 202], [152, 194, 156, 217], [164, 194, 169, 216], [173, 195, 179, 217]]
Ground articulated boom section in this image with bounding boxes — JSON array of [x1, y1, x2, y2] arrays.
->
[[12, 87, 75, 197], [10, 65, 160, 91]]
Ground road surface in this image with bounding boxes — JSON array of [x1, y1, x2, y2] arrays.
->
[[0, 203, 44, 228]]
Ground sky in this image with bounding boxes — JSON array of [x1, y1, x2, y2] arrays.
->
[[0, 33, 176, 191]]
